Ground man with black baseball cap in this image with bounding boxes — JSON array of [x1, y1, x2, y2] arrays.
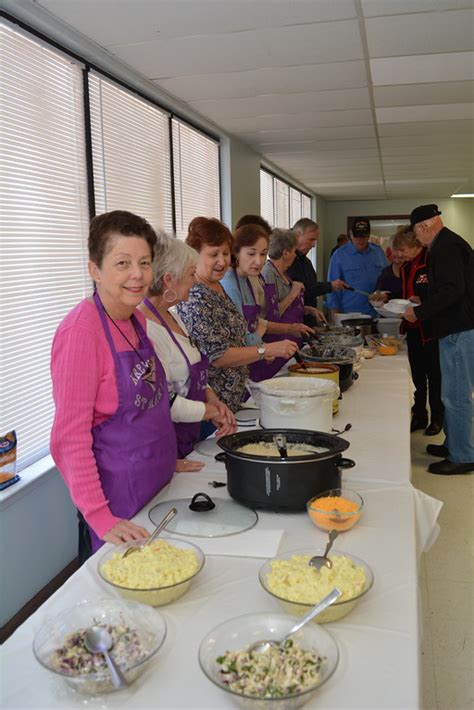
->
[[402, 204, 474, 475], [327, 217, 388, 316]]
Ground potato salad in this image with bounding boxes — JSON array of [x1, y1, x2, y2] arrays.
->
[[217, 639, 325, 698]]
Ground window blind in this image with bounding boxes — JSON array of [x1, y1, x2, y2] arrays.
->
[[89, 73, 173, 233], [260, 170, 274, 228], [302, 194, 312, 219], [172, 119, 220, 239], [274, 178, 290, 229], [0, 21, 90, 471], [290, 187, 302, 226]]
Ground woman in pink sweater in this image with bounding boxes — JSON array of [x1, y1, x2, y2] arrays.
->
[[51, 211, 177, 562]]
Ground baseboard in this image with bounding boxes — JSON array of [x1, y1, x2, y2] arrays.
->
[[0, 558, 79, 644]]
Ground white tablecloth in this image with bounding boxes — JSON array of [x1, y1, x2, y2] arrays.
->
[[1, 354, 441, 710]]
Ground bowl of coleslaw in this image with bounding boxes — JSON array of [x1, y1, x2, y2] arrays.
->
[[33, 598, 166, 694], [259, 548, 373, 622], [199, 612, 339, 708], [98, 537, 205, 607]]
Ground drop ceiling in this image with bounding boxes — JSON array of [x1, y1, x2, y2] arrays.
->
[[33, 0, 474, 200]]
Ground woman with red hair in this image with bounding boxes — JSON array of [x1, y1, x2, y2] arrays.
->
[[177, 218, 297, 411]]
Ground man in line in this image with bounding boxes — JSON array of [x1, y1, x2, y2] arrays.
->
[[326, 217, 388, 318], [286, 218, 346, 326], [402, 204, 474, 475]]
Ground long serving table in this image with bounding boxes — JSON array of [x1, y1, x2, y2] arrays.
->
[[1, 352, 441, 710]]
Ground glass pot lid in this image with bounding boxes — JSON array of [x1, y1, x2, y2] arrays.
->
[[148, 492, 258, 538]]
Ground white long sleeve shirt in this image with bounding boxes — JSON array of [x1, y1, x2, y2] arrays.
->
[[146, 311, 207, 423]]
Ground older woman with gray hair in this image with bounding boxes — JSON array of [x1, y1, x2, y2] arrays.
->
[[139, 234, 236, 461], [261, 229, 325, 340]]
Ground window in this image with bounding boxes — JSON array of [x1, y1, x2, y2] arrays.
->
[[89, 73, 173, 233], [0, 20, 90, 471], [259, 169, 312, 229], [172, 118, 220, 239]]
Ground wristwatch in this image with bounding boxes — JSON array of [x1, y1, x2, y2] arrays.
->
[[257, 345, 266, 360]]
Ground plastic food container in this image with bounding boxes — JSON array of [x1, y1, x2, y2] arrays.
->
[[98, 537, 205, 607], [199, 612, 339, 708], [307, 488, 364, 532], [33, 598, 166, 694], [259, 549, 374, 623]]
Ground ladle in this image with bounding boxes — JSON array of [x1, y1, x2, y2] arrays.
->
[[122, 507, 177, 558], [247, 588, 342, 654], [309, 529, 339, 571], [84, 626, 128, 689], [272, 433, 288, 458]]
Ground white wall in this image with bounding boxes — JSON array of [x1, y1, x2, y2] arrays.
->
[[323, 197, 474, 275]]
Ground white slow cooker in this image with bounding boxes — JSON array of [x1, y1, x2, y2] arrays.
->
[[251, 376, 339, 433]]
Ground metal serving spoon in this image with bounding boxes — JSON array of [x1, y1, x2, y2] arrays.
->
[[247, 588, 342, 654], [309, 529, 339, 571], [84, 626, 128, 689], [272, 434, 288, 458], [122, 507, 177, 558]]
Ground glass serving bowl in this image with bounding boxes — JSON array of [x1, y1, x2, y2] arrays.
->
[[198, 612, 339, 709], [98, 537, 205, 607], [259, 549, 374, 623], [306, 488, 364, 532], [33, 598, 166, 694]]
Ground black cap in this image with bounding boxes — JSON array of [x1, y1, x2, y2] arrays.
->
[[351, 217, 370, 238], [410, 204, 442, 227]]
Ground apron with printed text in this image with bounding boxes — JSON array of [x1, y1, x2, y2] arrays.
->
[[89, 292, 177, 552], [143, 298, 209, 458]]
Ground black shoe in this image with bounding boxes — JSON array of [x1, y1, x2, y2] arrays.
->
[[428, 459, 474, 475], [411, 416, 428, 432], [426, 444, 449, 457], [424, 422, 443, 436]]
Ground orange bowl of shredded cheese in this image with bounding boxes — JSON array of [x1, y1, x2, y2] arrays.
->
[[307, 488, 364, 532], [378, 344, 397, 356]]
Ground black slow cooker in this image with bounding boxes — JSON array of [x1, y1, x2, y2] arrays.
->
[[216, 429, 355, 512]]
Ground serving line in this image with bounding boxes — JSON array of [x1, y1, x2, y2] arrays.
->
[[0, 354, 441, 709]]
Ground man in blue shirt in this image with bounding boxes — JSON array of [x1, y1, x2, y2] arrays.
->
[[326, 217, 388, 318]]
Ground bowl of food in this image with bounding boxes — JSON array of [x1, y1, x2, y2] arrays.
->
[[259, 549, 373, 623], [378, 344, 398, 356], [199, 612, 339, 708], [98, 537, 205, 607], [307, 488, 364, 532], [33, 598, 166, 694]]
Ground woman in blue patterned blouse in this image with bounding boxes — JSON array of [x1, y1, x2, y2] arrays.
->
[[177, 218, 298, 412]]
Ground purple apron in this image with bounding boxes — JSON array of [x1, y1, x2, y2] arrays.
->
[[250, 266, 305, 381], [90, 292, 177, 552], [143, 298, 209, 458], [233, 270, 261, 334]]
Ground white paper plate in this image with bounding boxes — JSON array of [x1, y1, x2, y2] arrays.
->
[[235, 409, 258, 426], [194, 438, 221, 457]]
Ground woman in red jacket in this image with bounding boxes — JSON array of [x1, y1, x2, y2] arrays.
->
[[393, 226, 444, 435]]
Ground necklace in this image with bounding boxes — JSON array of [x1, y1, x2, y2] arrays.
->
[[103, 307, 152, 377]]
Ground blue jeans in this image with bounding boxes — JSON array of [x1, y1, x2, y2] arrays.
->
[[439, 330, 474, 463]]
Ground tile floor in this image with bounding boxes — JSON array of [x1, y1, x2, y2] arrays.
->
[[411, 429, 474, 710]]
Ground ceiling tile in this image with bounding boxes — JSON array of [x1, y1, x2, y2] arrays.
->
[[156, 62, 368, 102], [111, 20, 364, 78], [37, 0, 357, 44], [376, 102, 474, 123], [238, 125, 376, 144], [189, 88, 371, 120], [222, 109, 373, 132], [362, 0, 472, 18], [378, 119, 474, 136], [370, 52, 474, 86], [380, 133, 472, 147], [374, 81, 474, 107], [260, 138, 378, 153], [365, 9, 474, 58]]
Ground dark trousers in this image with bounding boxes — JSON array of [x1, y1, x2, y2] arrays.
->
[[77, 510, 92, 566], [406, 328, 444, 423]]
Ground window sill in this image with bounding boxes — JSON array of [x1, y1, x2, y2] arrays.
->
[[0, 455, 58, 511]]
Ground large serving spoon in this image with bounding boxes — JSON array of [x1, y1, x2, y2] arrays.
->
[[84, 626, 128, 689], [272, 434, 288, 458], [122, 507, 177, 558], [247, 588, 342, 654], [309, 529, 339, 571]]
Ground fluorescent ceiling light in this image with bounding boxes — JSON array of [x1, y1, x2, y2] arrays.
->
[[451, 193, 474, 198]]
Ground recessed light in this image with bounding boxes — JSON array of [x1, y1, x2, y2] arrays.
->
[[451, 193, 474, 198]]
